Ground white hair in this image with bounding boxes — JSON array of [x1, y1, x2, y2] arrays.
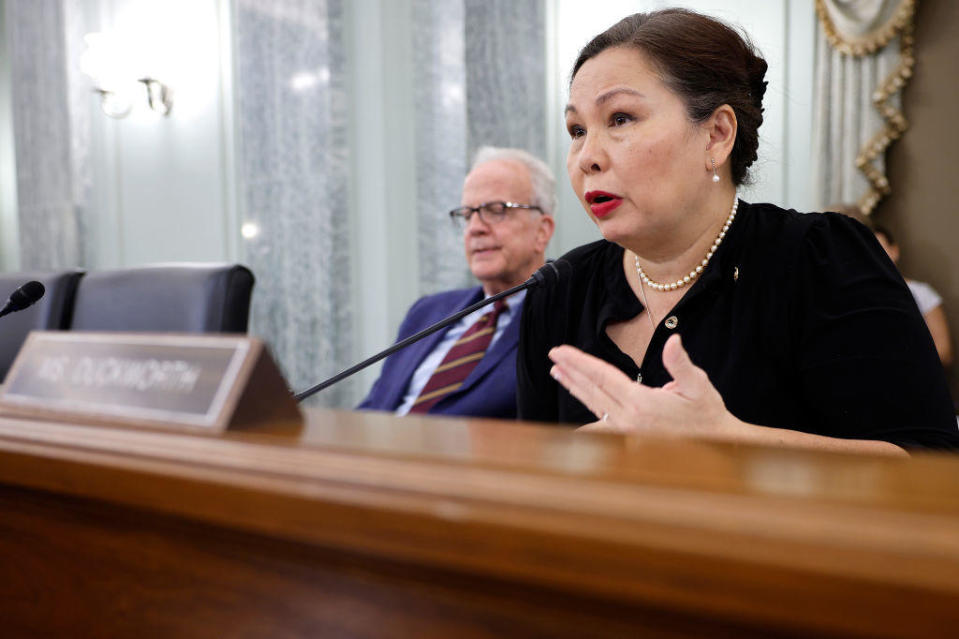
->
[[471, 146, 557, 218]]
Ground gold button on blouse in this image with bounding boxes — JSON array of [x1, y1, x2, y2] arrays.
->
[[664, 316, 678, 330]]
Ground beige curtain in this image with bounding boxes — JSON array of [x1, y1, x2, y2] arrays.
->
[[811, 0, 916, 215]]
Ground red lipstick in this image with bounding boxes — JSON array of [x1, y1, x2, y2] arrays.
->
[[584, 190, 623, 218]]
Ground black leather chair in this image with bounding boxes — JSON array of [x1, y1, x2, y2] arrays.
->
[[69, 264, 254, 333], [0, 270, 85, 381]]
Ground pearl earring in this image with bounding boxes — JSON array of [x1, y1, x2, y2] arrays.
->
[[711, 158, 720, 183]]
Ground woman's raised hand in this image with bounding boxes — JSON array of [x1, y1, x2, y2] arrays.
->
[[548, 334, 738, 436]]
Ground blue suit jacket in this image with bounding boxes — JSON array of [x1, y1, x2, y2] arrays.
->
[[357, 286, 520, 418]]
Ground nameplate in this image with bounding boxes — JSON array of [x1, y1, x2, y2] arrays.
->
[[0, 331, 302, 435]]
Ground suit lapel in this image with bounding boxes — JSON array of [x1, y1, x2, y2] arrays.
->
[[387, 287, 484, 408]]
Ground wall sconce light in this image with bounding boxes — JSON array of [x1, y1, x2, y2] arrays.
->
[[80, 32, 174, 119], [92, 87, 133, 119]]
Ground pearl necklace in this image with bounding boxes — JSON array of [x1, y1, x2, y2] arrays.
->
[[633, 192, 739, 292]]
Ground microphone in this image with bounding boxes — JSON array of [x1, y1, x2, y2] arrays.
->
[[294, 259, 571, 402], [0, 281, 45, 319]]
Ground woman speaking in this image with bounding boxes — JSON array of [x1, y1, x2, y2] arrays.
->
[[517, 9, 959, 453]]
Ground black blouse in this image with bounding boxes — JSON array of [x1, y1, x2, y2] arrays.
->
[[517, 201, 959, 450]]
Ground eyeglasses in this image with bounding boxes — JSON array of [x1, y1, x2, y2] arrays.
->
[[449, 201, 542, 229]]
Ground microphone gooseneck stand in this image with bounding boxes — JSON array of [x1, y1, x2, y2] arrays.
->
[[293, 260, 568, 403]]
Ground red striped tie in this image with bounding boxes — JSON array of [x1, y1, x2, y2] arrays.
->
[[408, 299, 508, 414]]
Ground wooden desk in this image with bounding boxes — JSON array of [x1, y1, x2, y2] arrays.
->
[[0, 409, 957, 637]]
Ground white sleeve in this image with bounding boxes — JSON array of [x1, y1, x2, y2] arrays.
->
[[907, 280, 943, 315]]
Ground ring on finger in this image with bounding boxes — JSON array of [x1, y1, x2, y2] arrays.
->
[[601, 411, 609, 423]]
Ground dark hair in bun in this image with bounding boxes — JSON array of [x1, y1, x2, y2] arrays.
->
[[572, 9, 768, 185]]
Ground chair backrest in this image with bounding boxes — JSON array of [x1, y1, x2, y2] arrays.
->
[[0, 270, 85, 381], [69, 264, 254, 333]]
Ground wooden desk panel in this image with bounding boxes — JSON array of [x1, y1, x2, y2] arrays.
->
[[0, 485, 799, 639], [0, 409, 957, 637]]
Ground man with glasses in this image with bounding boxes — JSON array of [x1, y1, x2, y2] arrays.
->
[[359, 147, 556, 417]]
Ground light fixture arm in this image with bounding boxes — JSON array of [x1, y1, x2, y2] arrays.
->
[[138, 77, 174, 116]]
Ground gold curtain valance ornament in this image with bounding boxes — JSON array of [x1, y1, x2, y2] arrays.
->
[[815, 0, 917, 215], [816, 0, 915, 57]]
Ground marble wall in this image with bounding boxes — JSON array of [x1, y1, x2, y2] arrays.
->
[[234, 0, 355, 407], [464, 0, 546, 159], [412, 0, 547, 297], [412, 0, 470, 296], [5, 0, 81, 269]]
